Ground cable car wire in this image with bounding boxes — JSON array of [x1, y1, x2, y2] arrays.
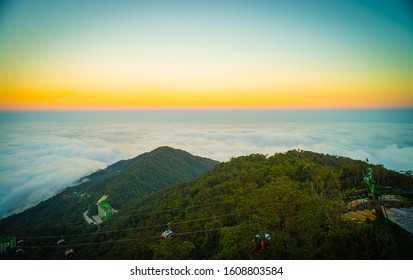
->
[[19, 222, 260, 249], [18, 209, 257, 240]]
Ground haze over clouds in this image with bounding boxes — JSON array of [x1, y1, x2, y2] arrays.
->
[[1, 110, 413, 218]]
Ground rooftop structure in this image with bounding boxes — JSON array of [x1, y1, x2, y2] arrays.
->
[[97, 195, 108, 204], [97, 196, 114, 220]]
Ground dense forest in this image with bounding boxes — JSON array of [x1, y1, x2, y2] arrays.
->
[[1, 148, 413, 259]]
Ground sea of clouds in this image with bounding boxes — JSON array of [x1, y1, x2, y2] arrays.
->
[[1, 111, 413, 218]]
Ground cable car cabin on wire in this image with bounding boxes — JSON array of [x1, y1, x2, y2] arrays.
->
[[64, 249, 75, 259], [252, 233, 271, 253], [160, 222, 174, 240], [160, 230, 174, 240], [57, 239, 65, 246]]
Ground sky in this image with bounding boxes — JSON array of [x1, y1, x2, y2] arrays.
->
[[1, 110, 413, 218], [0, 0, 413, 110]]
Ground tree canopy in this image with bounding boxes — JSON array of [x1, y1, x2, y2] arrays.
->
[[1, 149, 412, 260]]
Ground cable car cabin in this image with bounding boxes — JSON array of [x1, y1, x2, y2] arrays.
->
[[15, 248, 23, 255], [57, 239, 65, 246], [252, 233, 271, 252], [17, 240, 24, 245], [64, 249, 75, 259], [160, 230, 174, 240]]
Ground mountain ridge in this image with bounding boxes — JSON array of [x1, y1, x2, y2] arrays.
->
[[0, 146, 219, 236]]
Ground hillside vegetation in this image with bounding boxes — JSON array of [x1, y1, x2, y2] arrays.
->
[[1, 149, 412, 259], [0, 147, 218, 249]]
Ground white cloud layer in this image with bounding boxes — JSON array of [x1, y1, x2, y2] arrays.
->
[[1, 117, 412, 218]]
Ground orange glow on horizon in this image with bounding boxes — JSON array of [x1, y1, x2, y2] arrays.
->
[[1, 88, 412, 111]]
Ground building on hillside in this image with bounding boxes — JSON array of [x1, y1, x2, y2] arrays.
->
[[96, 195, 115, 220], [97, 201, 114, 219], [0, 236, 16, 254]]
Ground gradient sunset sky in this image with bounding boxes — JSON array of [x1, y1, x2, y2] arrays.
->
[[0, 0, 412, 110]]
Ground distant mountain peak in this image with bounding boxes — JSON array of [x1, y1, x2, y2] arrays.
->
[[148, 146, 184, 154], [146, 146, 214, 161], [149, 146, 192, 154], [152, 146, 176, 151]]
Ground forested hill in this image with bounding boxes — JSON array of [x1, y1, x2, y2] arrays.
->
[[74, 150, 411, 260], [1, 149, 413, 260], [0, 146, 219, 238], [75, 146, 220, 208]]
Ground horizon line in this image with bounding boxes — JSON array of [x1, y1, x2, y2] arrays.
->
[[1, 106, 413, 113]]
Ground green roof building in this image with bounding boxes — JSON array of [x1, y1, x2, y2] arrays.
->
[[97, 200, 113, 219], [0, 236, 16, 254]]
